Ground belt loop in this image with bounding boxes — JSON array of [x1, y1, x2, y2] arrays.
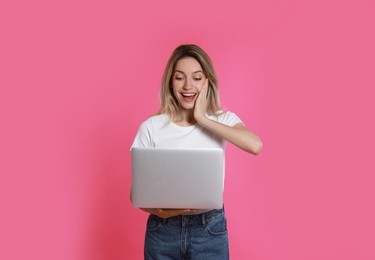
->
[[163, 218, 167, 224], [202, 212, 206, 226]]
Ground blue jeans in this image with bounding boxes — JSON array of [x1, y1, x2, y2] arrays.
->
[[144, 207, 229, 260]]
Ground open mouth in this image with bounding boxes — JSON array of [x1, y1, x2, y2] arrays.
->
[[181, 93, 196, 97], [180, 93, 197, 102]]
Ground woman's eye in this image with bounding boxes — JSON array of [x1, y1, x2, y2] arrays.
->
[[194, 78, 202, 81], [175, 77, 184, 80]]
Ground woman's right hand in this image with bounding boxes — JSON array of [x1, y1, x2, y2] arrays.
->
[[141, 208, 197, 219]]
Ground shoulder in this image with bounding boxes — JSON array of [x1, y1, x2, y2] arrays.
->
[[132, 114, 170, 148], [138, 114, 170, 130], [207, 110, 243, 127]]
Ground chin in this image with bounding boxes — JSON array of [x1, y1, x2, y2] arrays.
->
[[182, 106, 194, 111], [179, 104, 195, 110]]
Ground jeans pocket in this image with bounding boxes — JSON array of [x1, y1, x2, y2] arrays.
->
[[146, 215, 161, 232], [206, 214, 228, 236]]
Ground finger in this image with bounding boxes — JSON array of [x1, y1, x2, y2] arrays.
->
[[197, 80, 208, 101], [203, 78, 208, 92], [198, 78, 207, 92], [142, 208, 156, 214], [203, 79, 209, 97], [205, 78, 209, 89]]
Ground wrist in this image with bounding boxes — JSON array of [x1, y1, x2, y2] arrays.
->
[[196, 114, 210, 127]]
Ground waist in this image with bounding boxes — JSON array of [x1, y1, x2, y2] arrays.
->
[[150, 206, 225, 226]]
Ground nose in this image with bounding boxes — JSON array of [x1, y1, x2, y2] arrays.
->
[[183, 78, 194, 90]]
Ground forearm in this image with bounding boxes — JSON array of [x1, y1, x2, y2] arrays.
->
[[197, 116, 263, 155]]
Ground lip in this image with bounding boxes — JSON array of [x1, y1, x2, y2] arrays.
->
[[180, 92, 197, 96], [180, 92, 197, 103]]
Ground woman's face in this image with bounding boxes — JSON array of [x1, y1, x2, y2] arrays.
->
[[172, 57, 206, 111]]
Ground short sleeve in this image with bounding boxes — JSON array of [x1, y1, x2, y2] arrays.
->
[[131, 121, 153, 149], [217, 111, 244, 127]]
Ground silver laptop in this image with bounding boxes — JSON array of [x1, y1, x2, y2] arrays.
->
[[131, 147, 224, 209]]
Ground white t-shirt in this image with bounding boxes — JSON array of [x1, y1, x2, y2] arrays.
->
[[131, 111, 243, 150], [131, 111, 243, 213]]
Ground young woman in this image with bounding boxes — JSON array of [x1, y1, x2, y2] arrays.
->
[[131, 44, 263, 259]]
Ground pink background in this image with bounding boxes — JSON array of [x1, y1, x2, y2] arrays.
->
[[1, 0, 374, 259]]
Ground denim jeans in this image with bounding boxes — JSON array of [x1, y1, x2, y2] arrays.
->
[[144, 207, 229, 260]]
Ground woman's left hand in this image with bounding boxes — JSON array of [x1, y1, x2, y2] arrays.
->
[[194, 78, 209, 123]]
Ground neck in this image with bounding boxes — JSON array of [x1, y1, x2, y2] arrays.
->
[[174, 110, 196, 126]]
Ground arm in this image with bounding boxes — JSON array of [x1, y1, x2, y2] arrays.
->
[[194, 79, 263, 155], [197, 118, 263, 155]]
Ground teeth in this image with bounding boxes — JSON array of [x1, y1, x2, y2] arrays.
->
[[182, 93, 195, 97]]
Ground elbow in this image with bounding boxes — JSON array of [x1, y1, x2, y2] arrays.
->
[[247, 137, 263, 155], [254, 139, 263, 155]]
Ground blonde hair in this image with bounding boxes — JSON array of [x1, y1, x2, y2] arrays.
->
[[158, 44, 223, 120]]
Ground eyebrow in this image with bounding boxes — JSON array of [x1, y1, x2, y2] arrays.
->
[[174, 70, 204, 74]]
